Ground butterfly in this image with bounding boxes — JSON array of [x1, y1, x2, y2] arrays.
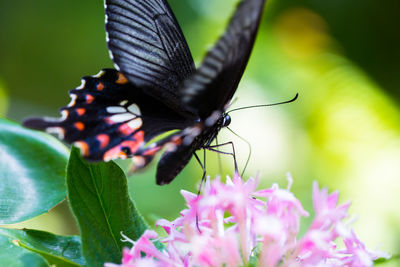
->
[[23, 0, 267, 185]]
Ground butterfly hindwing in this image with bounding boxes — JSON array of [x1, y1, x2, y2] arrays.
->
[[156, 139, 195, 185], [133, 123, 203, 185], [128, 132, 187, 184], [23, 69, 194, 162], [105, 0, 195, 114], [181, 0, 266, 119]]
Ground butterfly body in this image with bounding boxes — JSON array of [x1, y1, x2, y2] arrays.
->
[[23, 0, 267, 185], [155, 111, 231, 184]]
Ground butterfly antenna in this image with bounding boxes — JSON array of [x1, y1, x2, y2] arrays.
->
[[227, 93, 299, 114], [226, 126, 252, 178]]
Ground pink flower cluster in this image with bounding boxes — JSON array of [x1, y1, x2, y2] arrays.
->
[[106, 175, 388, 267]]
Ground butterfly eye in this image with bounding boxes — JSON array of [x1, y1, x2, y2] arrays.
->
[[222, 114, 231, 127]]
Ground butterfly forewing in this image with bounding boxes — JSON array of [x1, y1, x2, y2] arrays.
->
[[23, 69, 194, 163], [23, 0, 268, 185], [180, 0, 266, 119], [105, 0, 196, 114]]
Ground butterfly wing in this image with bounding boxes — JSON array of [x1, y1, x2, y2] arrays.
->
[[105, 0, 195, 114], [122, 130, 192, 185], [24, 0, 267, 186], [23, 69, 194, 162], [180, 0, 266, 119], [155, 140, 195, 185], [154, 0, 267, 184]]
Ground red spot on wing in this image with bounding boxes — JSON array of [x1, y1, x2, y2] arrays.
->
[[119, 123, 135, 136], [97, 82, 105, 91], [96, 134, 110, 149], [105, 117, 113, 125], [116, 72, 128, 84], [86, 94, 95, 104], [172, 136, 183, 145], [103, 131, 144, 161], [74, 122, 85, 131], [104, 146, 127, 161], [143, 146, 161, 156], [134, 131, 144, 143], [75, 141, 89, 157], [76, 108, 86, 116]]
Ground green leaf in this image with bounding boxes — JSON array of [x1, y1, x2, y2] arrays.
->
[[0, 233, 48, 267], [0, 228, 84, 267], [67, 147, 148, 266], [0, 79, 8, 116], [375, 254, 400, 264], [0, 119, 69, 224]]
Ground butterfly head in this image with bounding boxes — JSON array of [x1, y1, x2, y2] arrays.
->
[[204, 110, 231, 129], [221, 114, 231, 128]]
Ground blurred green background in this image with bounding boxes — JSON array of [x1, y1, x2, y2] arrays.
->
[[1, 0, 399, 263]]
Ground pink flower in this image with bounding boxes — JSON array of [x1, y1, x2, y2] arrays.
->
[[106, 175, 389, 267]]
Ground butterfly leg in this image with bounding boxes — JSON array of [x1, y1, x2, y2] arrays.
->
[[215, 136, 224, 174], [226, 126, 252, 178], [204, 141, 239, 175], [193, 151, 207, 196], [193, 151, 207, 233]]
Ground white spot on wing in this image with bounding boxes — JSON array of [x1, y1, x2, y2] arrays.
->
[[108, 113, 136, 123], [205, 111, 221, 126], [76, 79, 86, 90], [104, 32, 115, 62], [165, 143, 178, 152], [127, 119, 143, 130], [120, 100, 129, 106], [127, 104, 141, 116], [183, 136, 194, 146], [104, 2, 118, 70], [67, 94, 78, 107], [105, 29, 110, 43], [183, 125, 202, 146], [133, 156, 146, 167], [46, 127, 65, 139], [61, 110, 68, 120], [93, 70, 105, 78], [42, 114, 66, 123], [106, 106, 126, 114]]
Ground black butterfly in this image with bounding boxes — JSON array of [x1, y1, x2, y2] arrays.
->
[[23, 0, 267, 185]]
